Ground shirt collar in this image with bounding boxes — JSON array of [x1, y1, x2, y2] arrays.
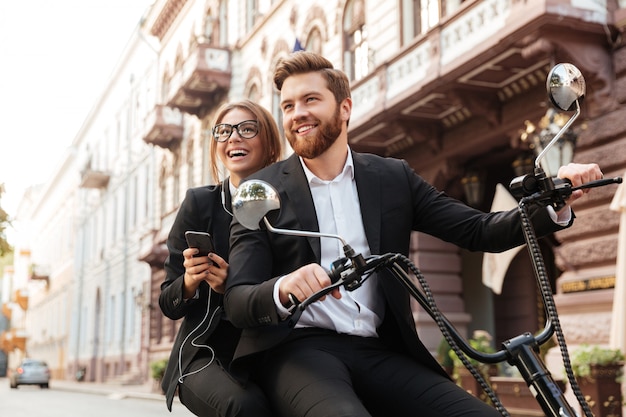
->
[[299, 146, 354, 184]]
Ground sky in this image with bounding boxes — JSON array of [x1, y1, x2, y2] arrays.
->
[[0, 0, 154, 232]]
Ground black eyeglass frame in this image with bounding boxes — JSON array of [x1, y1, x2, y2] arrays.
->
[[212, 120, 259, 142]]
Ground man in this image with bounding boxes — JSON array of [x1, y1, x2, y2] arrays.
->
[[224, 51, 603, 417]]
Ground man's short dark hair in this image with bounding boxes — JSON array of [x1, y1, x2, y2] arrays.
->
[[273, 51, 351, 104]]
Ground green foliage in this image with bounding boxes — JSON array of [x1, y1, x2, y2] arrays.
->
[[437, 337, 454, 369], [449, 330, 496, 379], [0, 183, 12, 257], [570, 344, 624, 380], [150, 358, 168, 381]]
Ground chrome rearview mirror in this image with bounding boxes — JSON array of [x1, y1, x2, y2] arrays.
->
[[536, 63, 586, 171], [232, 179, 280, 230], [547, 63, 585, 112], [233, 179, 352, 249]]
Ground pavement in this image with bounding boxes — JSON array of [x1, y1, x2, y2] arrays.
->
[[50, 378, 166, 402]]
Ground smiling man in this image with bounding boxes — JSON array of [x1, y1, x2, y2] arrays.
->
[[224, 51, 603, 417]]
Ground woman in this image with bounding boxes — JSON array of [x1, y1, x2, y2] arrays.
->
[[159, 100, 282, 416]]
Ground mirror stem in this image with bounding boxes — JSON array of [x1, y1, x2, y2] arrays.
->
[[535, 100, 580, 170], [263, 217, 349, 246], [263, 217, 367, 271]]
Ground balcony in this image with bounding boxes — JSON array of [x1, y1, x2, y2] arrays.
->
[[79, 159, 110, 189], [139, 227, 170, 269], [13, 289, 28, 310], [348, 0, 614, 157], [29, 264, 50, 288], [143, 104, 184, 150], [167, 43, 231, 116], [2, 302, 11, 320], [0, 328, 27, 352]]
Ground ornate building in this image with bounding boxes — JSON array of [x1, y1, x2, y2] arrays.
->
[[4, 1, 625, 399]]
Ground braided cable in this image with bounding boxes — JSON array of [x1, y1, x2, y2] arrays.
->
[[396, 254, 510, 416], [519, 198, 593, 417]]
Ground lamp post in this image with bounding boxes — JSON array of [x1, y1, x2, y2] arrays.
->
[[520, 108, 578, 176]]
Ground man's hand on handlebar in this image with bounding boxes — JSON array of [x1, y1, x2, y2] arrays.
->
[[278, 263, 342, 308], [556, 162, 604, 212]]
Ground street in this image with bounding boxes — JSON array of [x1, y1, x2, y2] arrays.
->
[[0, 378, 195, 416]]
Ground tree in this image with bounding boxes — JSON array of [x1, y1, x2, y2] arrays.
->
[[0, 183, 12, 257]]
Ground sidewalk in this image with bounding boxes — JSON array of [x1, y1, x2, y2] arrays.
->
[[51, 378, 165, 401]]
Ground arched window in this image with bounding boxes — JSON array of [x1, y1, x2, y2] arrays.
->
[[306, 27, 323, 55], [343, 0, 368, 81], [247, 84, 260, 102]]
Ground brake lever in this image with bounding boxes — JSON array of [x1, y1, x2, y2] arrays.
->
[[571, 176, 622, 191], [523, 176, 622, 210]]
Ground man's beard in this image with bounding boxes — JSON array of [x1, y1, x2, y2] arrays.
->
[[285, 107, 342, 159]]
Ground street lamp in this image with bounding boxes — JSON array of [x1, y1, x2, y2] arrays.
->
[[462, 169, 485, 207], [520, 108, 578, 177]]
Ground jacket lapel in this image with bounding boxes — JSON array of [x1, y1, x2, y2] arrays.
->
[[353, 152, 382, 255], [276, 152, 382, 260], [279, 154, 322, 261]]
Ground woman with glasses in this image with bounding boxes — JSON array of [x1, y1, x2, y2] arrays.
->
[[159, 100, 282, 417]]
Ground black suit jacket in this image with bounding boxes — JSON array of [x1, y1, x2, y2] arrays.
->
[[224, 151, 569, 378], [159, 182, 236, 411]]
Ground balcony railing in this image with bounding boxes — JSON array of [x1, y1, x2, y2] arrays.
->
[[142, 104, 184, 150], [167, 43, 231, 116], [348, 0, 611, 156]]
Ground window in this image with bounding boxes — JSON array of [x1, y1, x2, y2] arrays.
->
[[186, 137, 195, 189], [343, 0, 369, 81], [247, 84, 260, 102], [131, 174, 138, 228], [402, 0, 466, 45], [272, 89, 287, 153], [159, 158, 167, 216], [144, 164, 150, 218], [401, 0, 421, 43], [306, 27, 323, 55], [218, 1, 227, 46], [173, 156, 180, 209], [246, 0, 259, 32]]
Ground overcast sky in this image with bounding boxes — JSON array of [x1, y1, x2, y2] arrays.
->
[[0, 0, 153, 232]]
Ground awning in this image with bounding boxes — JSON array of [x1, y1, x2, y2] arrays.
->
[[609, 172, 626, 352], [482, 184, 523, 294]]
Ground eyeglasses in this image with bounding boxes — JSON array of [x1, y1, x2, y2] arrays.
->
[[212, 120, 259, 142]]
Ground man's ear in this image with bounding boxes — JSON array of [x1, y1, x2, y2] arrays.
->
[[340, 97, 352, 122]]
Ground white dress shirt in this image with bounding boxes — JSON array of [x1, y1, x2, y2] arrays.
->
[[274, 149, 383, 337]]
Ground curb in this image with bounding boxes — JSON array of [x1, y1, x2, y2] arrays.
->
[[52, 381, 165, 402]]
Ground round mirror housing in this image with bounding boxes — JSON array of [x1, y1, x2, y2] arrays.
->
[[547, 63, 585, 112], [232, 180, 281, 230]]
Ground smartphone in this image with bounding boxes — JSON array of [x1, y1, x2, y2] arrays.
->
[[185, 231, 215, 257]]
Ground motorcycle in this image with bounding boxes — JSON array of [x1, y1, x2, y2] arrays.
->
[[232, 63, 622, 417]]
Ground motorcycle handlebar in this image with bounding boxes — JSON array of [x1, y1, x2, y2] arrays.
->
[[295, 175, 622, 364]]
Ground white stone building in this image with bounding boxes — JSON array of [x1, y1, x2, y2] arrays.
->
[[3, 2, 625, 400]]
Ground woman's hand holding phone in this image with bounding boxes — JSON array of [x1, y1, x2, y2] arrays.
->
[[183, 231, 229, 294]]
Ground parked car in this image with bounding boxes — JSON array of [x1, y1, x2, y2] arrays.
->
[[9, 359, 50, 389]]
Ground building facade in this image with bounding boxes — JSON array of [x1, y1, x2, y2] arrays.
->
[[2, 0, 625, 395]]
